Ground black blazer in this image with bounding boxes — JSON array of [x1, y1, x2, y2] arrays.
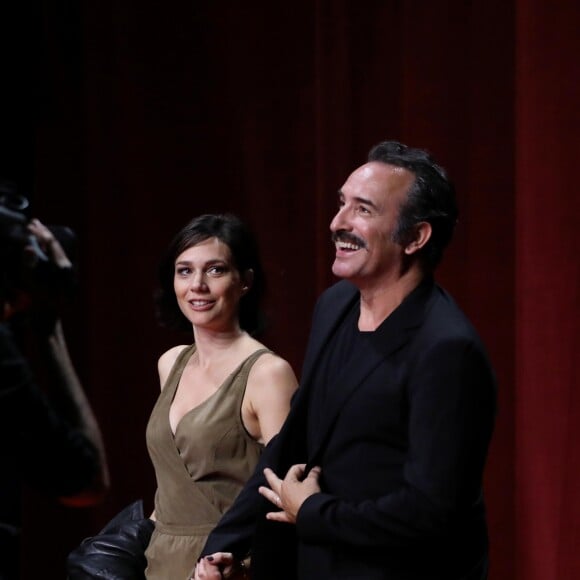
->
[[203, 278, 497, 580]]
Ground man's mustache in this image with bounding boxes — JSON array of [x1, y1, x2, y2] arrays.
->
[[331, 231, 367, 249]]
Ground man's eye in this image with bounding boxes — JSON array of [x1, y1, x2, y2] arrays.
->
[[358, 205, 371, 214]]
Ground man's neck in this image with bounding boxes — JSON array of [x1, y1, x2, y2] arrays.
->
[[357, 267, 425, 331]]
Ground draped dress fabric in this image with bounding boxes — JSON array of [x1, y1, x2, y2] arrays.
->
[[144, 344, 267, 579]]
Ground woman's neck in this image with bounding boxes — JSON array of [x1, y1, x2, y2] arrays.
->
[[191, 326, 248, 367]]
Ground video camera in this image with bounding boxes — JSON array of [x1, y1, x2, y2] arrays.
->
[[0, 189, 48, 262], [0, 185, 78, 316]]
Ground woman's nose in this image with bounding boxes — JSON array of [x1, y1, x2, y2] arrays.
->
[[190, 271, 207, 291]]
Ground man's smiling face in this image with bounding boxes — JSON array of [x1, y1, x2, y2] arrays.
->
[[329, 161, 415, 290]]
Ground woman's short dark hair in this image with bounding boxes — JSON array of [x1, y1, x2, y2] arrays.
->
[[367, 141, 458, 270], [155, 214, 266, 334]]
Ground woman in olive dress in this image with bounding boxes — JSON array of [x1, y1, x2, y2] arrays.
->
[[144, 214, 298, 579]]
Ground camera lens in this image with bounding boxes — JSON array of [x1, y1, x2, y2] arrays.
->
[[0, 193, 29, 211]]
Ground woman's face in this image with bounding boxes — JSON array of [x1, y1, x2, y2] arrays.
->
[[173, 237, 247, 332]]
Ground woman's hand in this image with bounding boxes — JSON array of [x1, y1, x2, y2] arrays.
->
[[194, 553, 235, 579]]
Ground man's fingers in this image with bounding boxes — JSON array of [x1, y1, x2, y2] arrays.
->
[[266, 510, 293, 524], [306, 465, 322, 481], [259, 485, 283, 508], [286, 463, 306, 482], [263, 467, 281, 489], [262, 468, 283, 503]]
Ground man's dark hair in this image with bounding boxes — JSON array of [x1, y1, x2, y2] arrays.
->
[[155, 213, 266, 334], [368, 140, 458, 270]]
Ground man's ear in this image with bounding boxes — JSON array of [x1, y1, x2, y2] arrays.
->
[[241, 269, 254, 294], [404, 222, 432, 255]]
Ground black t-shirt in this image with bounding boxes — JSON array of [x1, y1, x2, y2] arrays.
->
[[307, 300, 373, 445]]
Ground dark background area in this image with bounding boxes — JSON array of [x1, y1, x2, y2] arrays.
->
[[1, 1, 578, 579]]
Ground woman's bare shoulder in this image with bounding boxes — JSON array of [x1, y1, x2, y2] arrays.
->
[[243, 350, 298, 443], [248, 350, 298, 390], [157, 344, 190, 390]]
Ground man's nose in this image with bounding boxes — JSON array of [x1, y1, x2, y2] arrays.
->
[[330, 206, 350, 232]]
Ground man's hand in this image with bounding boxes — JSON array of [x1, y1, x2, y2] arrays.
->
[[258, 464, 321, 524]]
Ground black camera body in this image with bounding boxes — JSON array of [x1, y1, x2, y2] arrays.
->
[[0, 190, 76, 316], [0, 192, 31, 249], [0, 192, 54, 291]]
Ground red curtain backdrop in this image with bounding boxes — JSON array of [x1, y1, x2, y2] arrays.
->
[[1, 2, 578, 578], [516, 1, 580, 578]]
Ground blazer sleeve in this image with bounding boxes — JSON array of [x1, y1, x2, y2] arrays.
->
[[201, 436, 275, 558], [202, 388, 309, 558], [295, 335, 497, 548], [201, 288, 331, 558], [202, 281, 358, 556]]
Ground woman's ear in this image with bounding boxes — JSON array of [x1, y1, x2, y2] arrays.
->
[[404, 221, 432, 255], [241, 269, 254, 294]]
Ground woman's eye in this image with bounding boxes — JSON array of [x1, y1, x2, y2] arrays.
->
[[175, 267, 190, 276], [207, 266, 226, 276]]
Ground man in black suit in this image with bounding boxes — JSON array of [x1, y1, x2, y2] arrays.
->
[[195, 141, 496, 579]]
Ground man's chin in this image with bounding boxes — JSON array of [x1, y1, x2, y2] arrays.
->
[[332, 261, 354, 280]]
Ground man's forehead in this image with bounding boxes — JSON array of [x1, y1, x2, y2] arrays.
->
[[341, 162, 414, 197], [356, 161, 412, 179]]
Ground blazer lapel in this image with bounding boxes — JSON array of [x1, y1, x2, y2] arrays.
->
[[307, 277, 436, 466], [297, 281, 359, 403]]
